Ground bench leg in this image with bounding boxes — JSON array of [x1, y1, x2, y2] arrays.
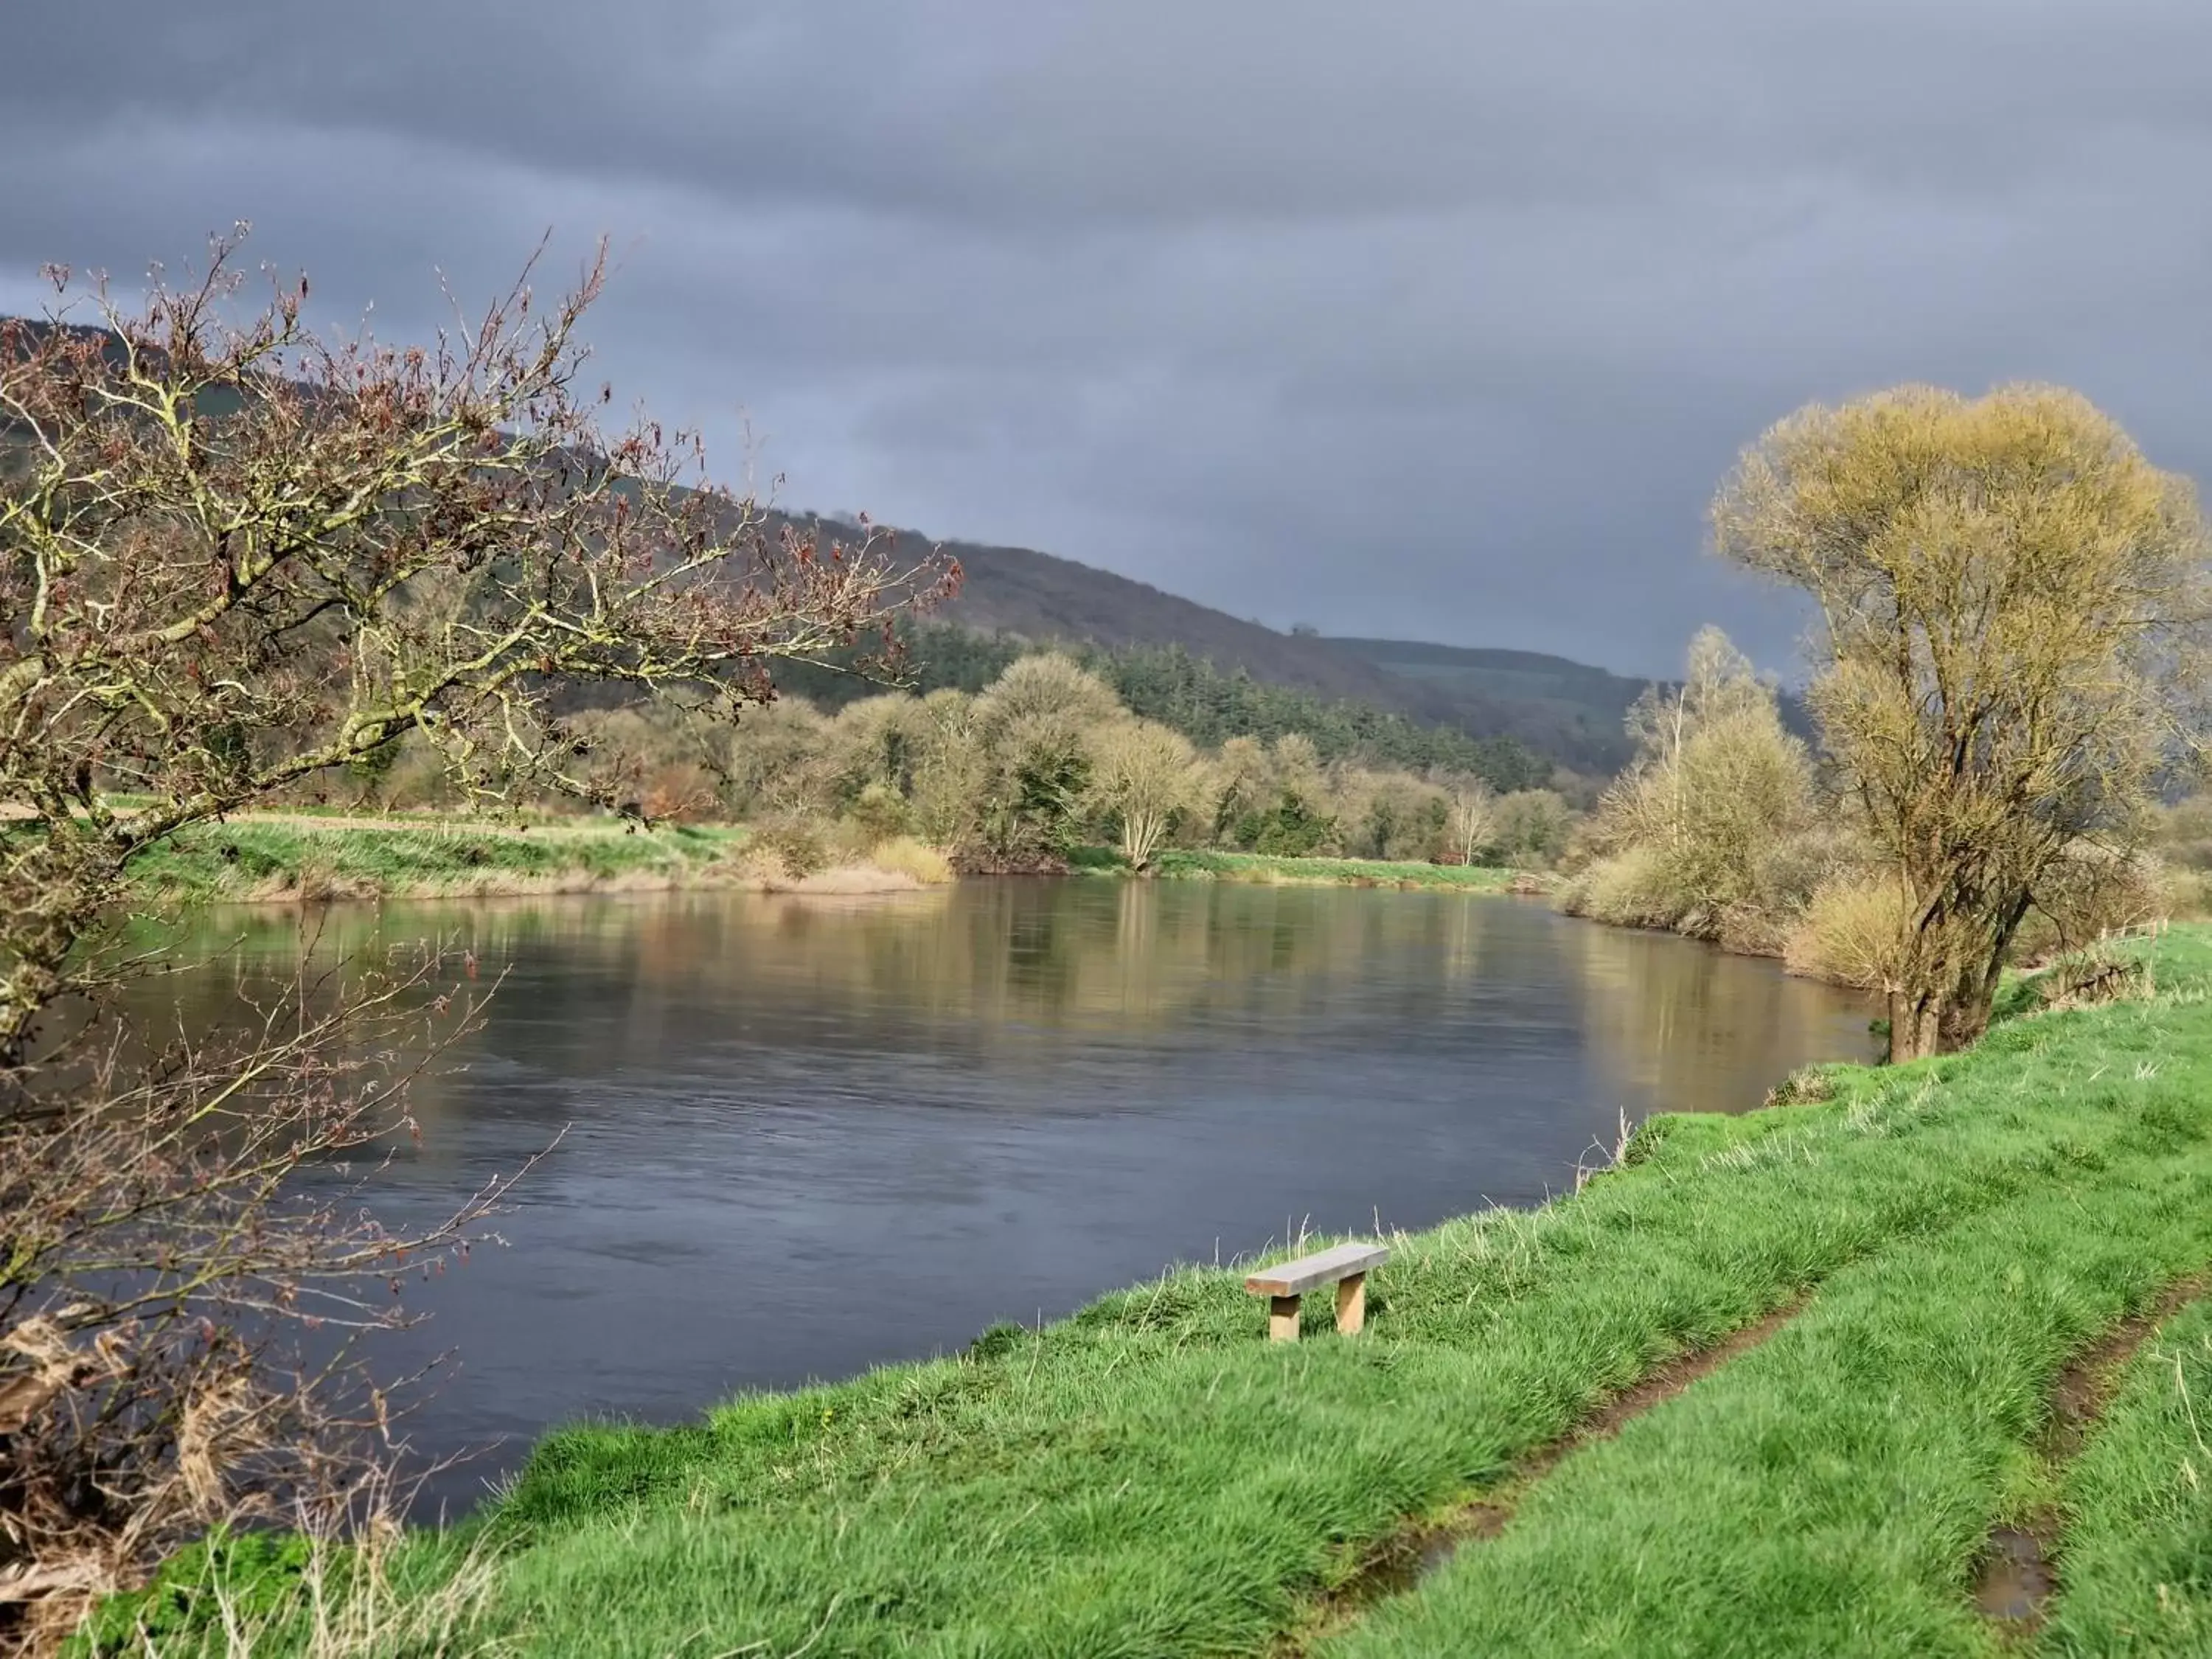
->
[[1335, 1273, 1367, 1336], [1269, 1294, 1301, 1342]]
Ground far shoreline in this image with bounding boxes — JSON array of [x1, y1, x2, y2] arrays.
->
[[119, 811, 1536, 906]]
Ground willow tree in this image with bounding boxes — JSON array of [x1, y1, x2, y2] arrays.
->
[[1088, 720, 1202, 868], [970, 655, 1120, 860], [1568, 626, 1817, 945], [0, 235, 942, 1630], [1714, 383, 2211, 1060]]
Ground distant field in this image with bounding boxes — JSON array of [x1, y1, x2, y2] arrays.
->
[[108, 817, 1522, 904], [123, 815, 744, 902]]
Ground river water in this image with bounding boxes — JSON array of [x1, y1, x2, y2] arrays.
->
[[150, 879, 1873, 1514]]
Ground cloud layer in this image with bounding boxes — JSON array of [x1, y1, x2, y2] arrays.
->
[[7, 1, 2208, 675]]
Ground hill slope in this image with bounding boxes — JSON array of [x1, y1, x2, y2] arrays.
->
[[1322, 638, 1656, 770], [0, 317, 1647, 774], [843, 522, 1417, 706], [803, 518, 1655, 773]]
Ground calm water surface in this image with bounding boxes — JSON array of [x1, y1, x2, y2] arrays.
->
[[161, 879, 1872, 1512]]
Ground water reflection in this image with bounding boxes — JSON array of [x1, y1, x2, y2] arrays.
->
[[135, 881, 1871, 1512], [1564, 917, 1868, 1117]]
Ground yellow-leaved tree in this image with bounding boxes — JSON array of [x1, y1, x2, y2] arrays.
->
[[1713, 384, 2212, 1060]]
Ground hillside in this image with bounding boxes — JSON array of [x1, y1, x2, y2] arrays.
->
[[1324, 638, 1656, 770], [0, 321, 1649, 777], [823, 521, 1417, 706], [796, 516, 1656, 773]]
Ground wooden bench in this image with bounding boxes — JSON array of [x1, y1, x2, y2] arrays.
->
[[1244, 1241, 1390, 1341]]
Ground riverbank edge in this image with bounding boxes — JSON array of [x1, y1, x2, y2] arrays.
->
[[121, 815, 1533, 905], [117, 815, 961, 904], [1085, 846, 1531, 892], [71, 928, 2212, 1655]]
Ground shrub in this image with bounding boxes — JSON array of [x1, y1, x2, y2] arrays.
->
[[1244, 791, 1336, 858], [848, 781, 913, 843], [866, 836, 956, 886], [1493, 789, 1574, 867], [1784, 874, 1912, 990], [2015, 843, 2170, 961], [2167, 866, 2212, 922], [641, 762, 720, 825], [745, 815, 830, 881], [1558, 844, 1683, 931], [1565, 630, 1825, 945], [2155, 795, 2212, 872]]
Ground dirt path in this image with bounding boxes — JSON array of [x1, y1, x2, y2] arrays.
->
[[1973, 1272, 2211, 1638], [1278, 1294, 1812, 1655]]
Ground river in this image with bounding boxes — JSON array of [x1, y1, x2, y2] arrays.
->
[[148, 878, 1874, 1515]]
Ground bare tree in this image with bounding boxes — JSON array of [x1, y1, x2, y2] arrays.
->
[[1445, 778, 1500, 867], [1088, 720, 1202, 869], [0, 232, 945, 1639], [1713, 383, 2211, 1059]]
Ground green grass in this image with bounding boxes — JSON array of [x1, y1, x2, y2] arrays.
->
[[123, 817, 744, 902], [2040, 1290, 2212, 1654], [119, 821, 1513, 903], [1321, 1099, 2212, 1655], [122, 822, 1514, 904], [1146, 847, 1521, 890], [85, 930, 2212, 1656]]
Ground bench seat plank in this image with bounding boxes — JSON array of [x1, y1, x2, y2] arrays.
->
[[1243, 1242, 1389, 1298]]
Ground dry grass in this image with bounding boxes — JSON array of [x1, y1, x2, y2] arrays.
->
[[1554, 844, 1681, 931], [1783, 872, 1910, 990], [254, 1528, 504, 1659], [730, 835, 957, 895], [67, 1477, 510, 1659], [234, 867, 728, 905], [863, 836, 956, 886]]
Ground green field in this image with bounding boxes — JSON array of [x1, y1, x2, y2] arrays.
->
[[116, 819, 1521, 905], [119, 816, 745, 902], [78, 930, 2212, 1655]]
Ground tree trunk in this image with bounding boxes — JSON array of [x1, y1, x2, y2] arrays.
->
[[1935, 973, 1995, 1053], [1121, 810, 1164, 870], [1888, 989, 1940, 1063], [1935, 933, 2015, 1054]]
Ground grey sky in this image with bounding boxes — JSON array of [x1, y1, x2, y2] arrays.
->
[[4, 1, 2208, 678]]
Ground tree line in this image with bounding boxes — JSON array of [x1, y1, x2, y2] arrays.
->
[[448, 652, 1576, 875], [774, 625, 1554, 793]]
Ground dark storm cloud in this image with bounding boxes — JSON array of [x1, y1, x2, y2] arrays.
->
[[5, 1, 2210, 675]]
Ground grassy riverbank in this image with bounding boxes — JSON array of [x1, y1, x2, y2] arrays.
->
[[116, 815, 1520, 903], [116, 815, 968, 902], [83, 930, 2212, 1655], [122, 815, 748, 902]]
